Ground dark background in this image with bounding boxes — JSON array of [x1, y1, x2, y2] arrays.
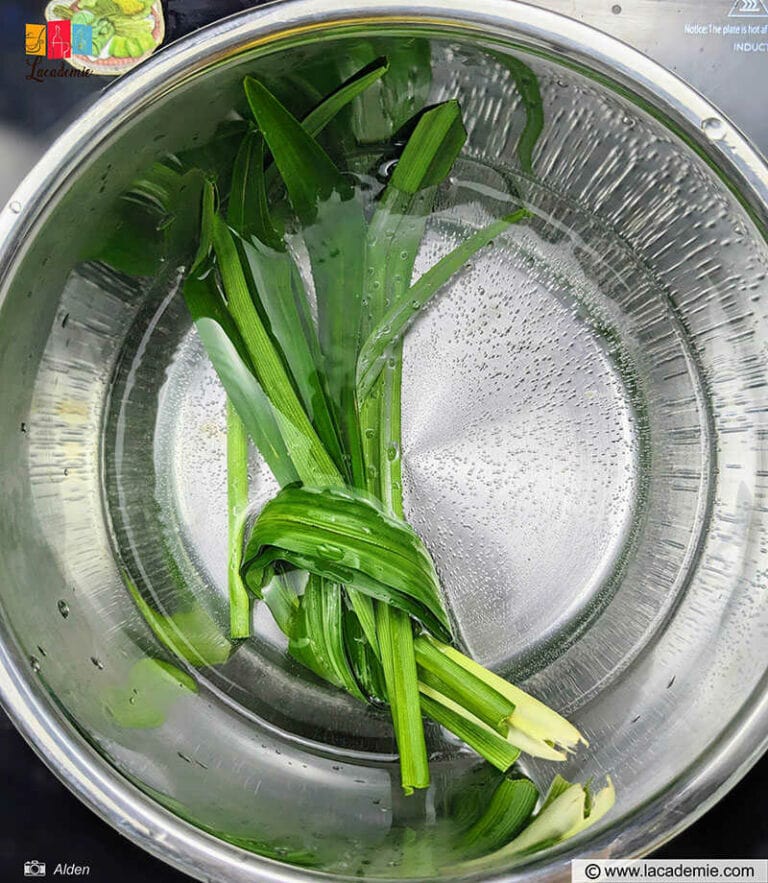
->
[[0, 0, 766, 879]]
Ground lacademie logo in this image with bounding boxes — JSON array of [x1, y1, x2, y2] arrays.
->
[[25, 0, 165, 80]]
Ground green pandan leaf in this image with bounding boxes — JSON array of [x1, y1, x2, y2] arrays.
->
[[241, 485, 451, 642], [243, 77, 368, 486], [124, 572, 231, 667], [182, 274, 299, 488], [262, 572, 301, 639], [288, 575, 365, 701], [390, 101, 467, 194], [343, 607, 387, 701], [236, 233, 347, 479], [418, 685, 520, 773], [462, 777, 539, 856], [244, 77, 350, 223], [210, 215, 341, 487], [104, 658, 197, 729], [414, 635, 515, 734], [301, 56, 390, 140], [229, 132, 284, 250], [357, 209, 531, 400]]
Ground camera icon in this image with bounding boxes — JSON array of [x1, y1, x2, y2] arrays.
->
[[23, 860, 47, 877]]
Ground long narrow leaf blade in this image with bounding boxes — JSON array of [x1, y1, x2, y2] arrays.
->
[[212, 215, 341, 487], [414, 636, 515, 733], [419, 685, 520, 773], [227, 400, 251, 638], [378, 604, 429, 794], [462, 778, 539, 855], [390, 100, 467, 194], [302, 57, 390, 138], [288, 576, 365, 701], [182, 275, 299, 487], [244, 76, 348, 222], [244, 77, 368, 485], [357, 209, 530, 399]]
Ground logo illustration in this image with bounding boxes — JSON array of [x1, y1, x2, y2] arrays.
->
[[25, 0, 165, 76], [23, 860, 47, 877], [24, 24, 46, 55], [47, 20, 71, 58], [729, 0, 768, 17]]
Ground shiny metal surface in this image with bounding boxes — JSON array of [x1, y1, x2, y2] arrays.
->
[[0, 2, 767, 882], [528, 0, 768, 157]]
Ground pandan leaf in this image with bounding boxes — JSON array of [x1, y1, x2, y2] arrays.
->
[[244, 77, 350, 222], [357, 100, 468, 798], [414, 636, 515, 734], [182, 274, 299, 488], [241, 485, 451, 642], [539, 774, 574, 813], [426, 638, 586, 752], [301, 56, 390, 139], [481, 784, 586, 859], [462, 777, 539, 855], [377, 603, 429, 794], [288, 575, 365, 701], [262, 572, 301, 639], [226, 400, 251, 639], [236, 233, 347, 480], [343, 607, 387, 701], [390, 101, 467, 194], [243, 76, 367, 486], [418, 685, 520, 773], [228, 132, 284, 249], [357, 208, 531, 399], [124, 572, 231, 667], [211, 214, 341, 487]]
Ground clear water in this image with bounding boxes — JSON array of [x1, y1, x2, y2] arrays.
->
[[87, 144, 707, 871]]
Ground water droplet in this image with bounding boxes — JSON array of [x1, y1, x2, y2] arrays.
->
[[366, 465, 378, 480], [29, 655, 41, 673], [57, 600, 70, 619], [364, 428, 375, 439], [317, 544, 345, 561], [701, 117, 726, 140], [612, 4, 622, 13], [622, 116, 636, 128], [411, 300, 421, 310], [90, 656, 104, 670], [386, 443, 400, 462], [9, 201, 21, 214]]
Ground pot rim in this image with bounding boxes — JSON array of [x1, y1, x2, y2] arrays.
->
[[0, 2, 767, 881]]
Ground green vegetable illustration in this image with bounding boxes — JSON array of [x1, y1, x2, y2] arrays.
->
[[46, 0, 164, 72]]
